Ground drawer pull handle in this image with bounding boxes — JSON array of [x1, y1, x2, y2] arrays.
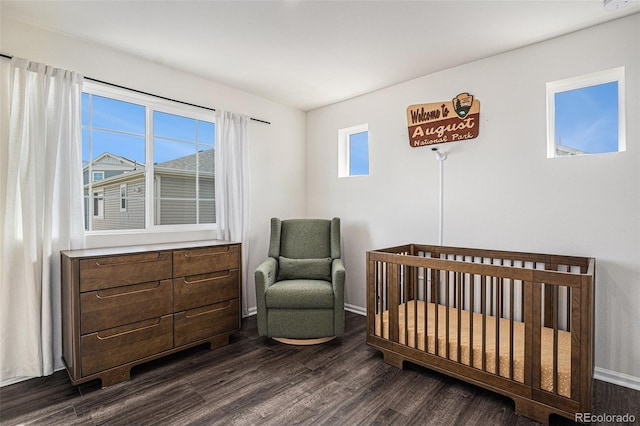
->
[[186, 302, 231, 318], [183, 272, 230, 284], [96, 282, 162, 298], [181, 248, 229, 258], [94, 253, 162, 267], [96, 318, 161, 340]]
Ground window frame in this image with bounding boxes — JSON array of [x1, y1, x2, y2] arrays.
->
[[338, 123, 369, 178], [546, 67, 625, 158], [82, 81, 217, 235], [120, 184, 127, 212], [92, 171, 104, 182], [93, 189, 104, 219]]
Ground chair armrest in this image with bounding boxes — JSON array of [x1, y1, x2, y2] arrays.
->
[[332, 258, 346, 337], [332, 258, 345, 293], [255, 257, 278, 289], [255, 257, 278, 336]]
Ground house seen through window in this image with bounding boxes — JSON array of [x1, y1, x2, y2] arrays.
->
[[82, 83, 216, 232]]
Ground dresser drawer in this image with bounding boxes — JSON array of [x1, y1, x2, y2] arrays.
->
[[173, 270, 239, 312], [81, 315, 173, 376], [174, 300, 239, 347], [173, 245, 239, 277], [80, 280, 173, 334], [80, 252, 172, 292]]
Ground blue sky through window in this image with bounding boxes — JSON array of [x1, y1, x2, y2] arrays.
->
[[82, 93, 215, 167], [349, 131, 369, 176], [554, 81, 618, 154]]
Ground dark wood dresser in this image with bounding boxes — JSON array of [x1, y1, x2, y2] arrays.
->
[[61, 240, 241, 387]]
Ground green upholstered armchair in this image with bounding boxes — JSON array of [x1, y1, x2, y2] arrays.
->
[[254, 217, 345, 344]]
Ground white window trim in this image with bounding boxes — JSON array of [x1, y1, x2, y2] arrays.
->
[[82, 81, 217, 236], [546, 67, 625, 158], [92, 171, 104, 182], [338, 123, 369, 178]]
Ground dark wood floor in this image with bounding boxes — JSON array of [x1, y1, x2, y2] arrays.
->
[[1, 312, 638, 425]]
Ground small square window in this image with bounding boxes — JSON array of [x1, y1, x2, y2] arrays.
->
[[338, 124, 369, 177], [92, 171, 104, 182], [546, 67, 625, 158]]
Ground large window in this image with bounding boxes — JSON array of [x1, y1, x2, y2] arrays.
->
[[338, 123, 369, 177], [82, 83, 216, 232], [546, 67, 625, 158]]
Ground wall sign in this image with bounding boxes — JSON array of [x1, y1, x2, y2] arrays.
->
[[406, 93, 480, 147]]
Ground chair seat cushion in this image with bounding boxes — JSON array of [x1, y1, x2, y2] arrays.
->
[[265, 279, 334, 309]]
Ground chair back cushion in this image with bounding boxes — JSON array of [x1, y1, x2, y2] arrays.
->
[[269, 217, 341, 260], [281, 219, 331, 258]]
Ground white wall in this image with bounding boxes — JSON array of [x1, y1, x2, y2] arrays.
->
[[1, 17, 307, 375], [306, 14, 640, 382]]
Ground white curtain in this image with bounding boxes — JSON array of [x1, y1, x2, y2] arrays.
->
[[0, 58, 84, 381], [214, 110, 251, 317]]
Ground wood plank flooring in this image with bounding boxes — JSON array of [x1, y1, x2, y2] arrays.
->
[[1, 312, 638, 425]]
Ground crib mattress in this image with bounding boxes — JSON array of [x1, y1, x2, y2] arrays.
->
[[374, 301, 571, 398]]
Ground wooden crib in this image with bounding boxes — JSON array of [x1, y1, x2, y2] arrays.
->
[[366, 244, 595, 424]]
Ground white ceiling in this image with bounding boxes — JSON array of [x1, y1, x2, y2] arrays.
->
[[2, 1, 639, 111]]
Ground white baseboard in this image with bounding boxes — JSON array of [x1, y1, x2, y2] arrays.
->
[[345, 303, 366, 316], [1, 376, 30, 387], [594, 367, 640, 392]]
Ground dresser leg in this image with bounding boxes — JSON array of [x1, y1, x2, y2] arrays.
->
[[207, 333, 231, 351], [100, 367, 131, 388]]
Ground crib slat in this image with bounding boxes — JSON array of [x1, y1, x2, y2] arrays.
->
[[469, 273, 475, 368], [445, 270, 450, 360], [489, 260, 495, 315], [509, 280, 515, 381], [543, 263, 557, 328], [403, 266, 409, 347], [532, 282, 542, 390], [423, 268, 428, 352], [379, 262, 385, 338], [407, 262, 415, 303], [520, 280, 524, 323], [373, 261, 380, 337], [389, 263, 399, 343], [434, 268, 440, 356], [481, 275, 487, 372], [413, 267, 418, 349], [430, 252, 439, 304], [566, 286, 572, 331], [571, 286, 582, 401], [457, 272, 462, 363], [495, 277, 502, 376], [523, 281, 533, 386], [454, 270, 459, 308], [367, 255, 375, 337], [553, 285, 559, 394]]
